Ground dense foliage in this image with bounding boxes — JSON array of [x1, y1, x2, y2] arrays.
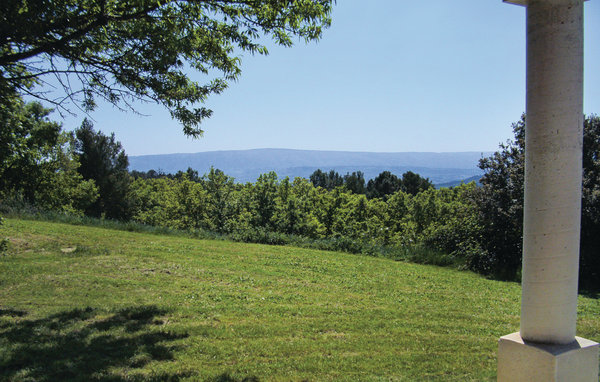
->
[[470, 116, 526, 279], [129, 168, 476, 255], [580, 115, 600, 289], [75, 119, 133, 220], [365, 170, 434, 199], [309, 169, 433, 198], [471, 115, 600, 289], [0, 99, 98, 214], [0, 0, 333, 135]]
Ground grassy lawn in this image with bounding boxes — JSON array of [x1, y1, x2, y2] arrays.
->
[[1, 218, 598, 381]]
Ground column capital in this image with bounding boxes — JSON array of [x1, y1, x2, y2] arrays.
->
[[504, 0, 588, 5]]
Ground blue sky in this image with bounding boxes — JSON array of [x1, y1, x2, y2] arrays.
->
[[59, 0, 600, 156]]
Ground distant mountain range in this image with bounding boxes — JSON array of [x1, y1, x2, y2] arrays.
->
[[129, 148, 491, 186]]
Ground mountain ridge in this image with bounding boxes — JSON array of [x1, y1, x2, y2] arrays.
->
[[129, 148, 490, 185]]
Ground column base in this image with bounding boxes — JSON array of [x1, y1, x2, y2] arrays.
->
[[498, 332, 599, 382]]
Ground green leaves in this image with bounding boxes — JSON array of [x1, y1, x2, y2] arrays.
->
[[1, 0, 334, 135], [0, 99, 101, 215], [74, 119, 132, 219], [473, 114, 600, 288]]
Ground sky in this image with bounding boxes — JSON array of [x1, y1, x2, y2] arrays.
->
[[58, 0, 600, 156]]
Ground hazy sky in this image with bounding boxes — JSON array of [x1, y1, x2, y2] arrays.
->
[[58, 0, 600, 156]]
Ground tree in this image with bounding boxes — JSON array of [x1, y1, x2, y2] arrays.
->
[[580, 115, 600, 289], [366, 171, 401, 200], [344, 171, 366, 194], [0, 98, 98, 213], [400, 171, 433, 196], [130, 169, 168, 180], [473, 115, 525, 278], [474, 114, 600, 289], [1, 0, 333, 136], [288, 177, 322, 238], [274, 177, 297, 234], [32, 131, 99, 214], [309, 169, 327, 189], [316, 186, 349, 236], [74, 119, 132, 219], [175, 167, 201, 183], [0, 99, 61, 202], [309, 169, 343, 190], [202, 167, 235, 232], [252, 172, 279, 229]]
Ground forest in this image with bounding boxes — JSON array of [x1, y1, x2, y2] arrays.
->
[[1, 97, 599, 290]]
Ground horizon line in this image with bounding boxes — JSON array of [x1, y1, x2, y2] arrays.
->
[[130, 148, 494, 157]]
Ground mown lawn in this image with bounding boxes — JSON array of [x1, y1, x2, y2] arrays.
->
[[1, 218, 598, 381]]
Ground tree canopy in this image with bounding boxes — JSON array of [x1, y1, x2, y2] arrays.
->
[[400, 171, 434, 196], [0, 99, 99, 213], [0, 0, 333, 136], [75, 118, 132, 219], [0, 100, 62, 202], [365, 171, 432, 199], [473, 114, 600, 288], [309, 169, 343, 190]]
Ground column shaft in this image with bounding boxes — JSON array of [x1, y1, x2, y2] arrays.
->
[[520, 0, 584, 344]]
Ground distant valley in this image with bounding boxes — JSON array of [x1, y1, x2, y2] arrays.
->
[[129, 148, 491, 186]]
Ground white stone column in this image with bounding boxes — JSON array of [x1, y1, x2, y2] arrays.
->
[[521, 0, 583, 346], [498, 0, 598, 381]]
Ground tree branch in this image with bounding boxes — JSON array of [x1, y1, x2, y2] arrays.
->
[[0, 4, 161, 66]]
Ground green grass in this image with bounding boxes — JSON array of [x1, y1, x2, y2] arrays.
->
[[1, 218, 598, 381]]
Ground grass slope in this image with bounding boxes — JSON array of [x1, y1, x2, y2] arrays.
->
[[1, 219, 598, 381]]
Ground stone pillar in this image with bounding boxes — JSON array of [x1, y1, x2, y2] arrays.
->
[[521, 0, 584, 346], [498, 0, 598, 381]]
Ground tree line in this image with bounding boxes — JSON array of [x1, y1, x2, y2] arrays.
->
[[1, 99, 598, 290], [132, 167, 433, 199], [308, 169, 434, 198]]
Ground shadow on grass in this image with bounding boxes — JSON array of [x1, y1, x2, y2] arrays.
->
[[0, 308, 27, 317], [0, 305, 192, 381], [580, 290, 599, 299]]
